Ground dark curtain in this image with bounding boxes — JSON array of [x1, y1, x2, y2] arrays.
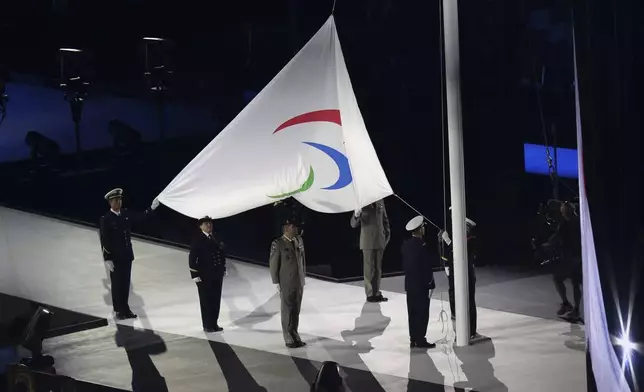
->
[[573, 0, 644, 389]]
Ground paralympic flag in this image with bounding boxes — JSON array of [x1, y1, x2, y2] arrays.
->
[[156, 16, 393, 219]]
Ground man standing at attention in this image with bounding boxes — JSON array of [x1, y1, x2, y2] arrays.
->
[[189, 216, 227, 333], [351, 199, 391, 302], [270, 216, 306, 348], [99, 188, 159, 320], [402, 216, 437, 349]]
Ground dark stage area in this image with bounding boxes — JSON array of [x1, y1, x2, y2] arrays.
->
[[0, 293, 107, 342]]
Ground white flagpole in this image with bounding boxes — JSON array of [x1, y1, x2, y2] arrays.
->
[[442, 0, 470, 346]]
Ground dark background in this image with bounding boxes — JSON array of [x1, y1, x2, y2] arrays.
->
[[0, 0, 641, 388], [0, 0, 580, 279], [573, 0, 643, 388]]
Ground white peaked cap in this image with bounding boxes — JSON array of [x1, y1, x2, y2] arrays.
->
[[406, 215, 425, 231]]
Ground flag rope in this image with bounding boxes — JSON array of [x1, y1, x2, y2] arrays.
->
[[393, 194, 441, 230]]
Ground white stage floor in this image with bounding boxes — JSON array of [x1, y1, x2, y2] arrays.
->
[[0, 207, 586, 391]]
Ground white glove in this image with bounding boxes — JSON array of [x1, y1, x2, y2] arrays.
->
[[105, 260, 115, 272], [224, 270, 227, 276], [193, 277, 202, 283], [354, 209, 362, 218], [151, 198, 160, 211], [276, 284, 281, 292], [445, 267, 450, 276], [441, 231, 452, 246]]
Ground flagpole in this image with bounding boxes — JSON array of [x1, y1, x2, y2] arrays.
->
[[441, 0, 470, 346]]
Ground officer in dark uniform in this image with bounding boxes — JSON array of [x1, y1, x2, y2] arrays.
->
[[401, 216, 437, 349], [441, 214, 480, 340], [189, 216, 227, 333], [99, 188, 159, 320]]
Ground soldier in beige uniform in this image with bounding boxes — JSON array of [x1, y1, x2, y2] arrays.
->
[[350, 199, 391, 302], [269, 217, 307, 348]]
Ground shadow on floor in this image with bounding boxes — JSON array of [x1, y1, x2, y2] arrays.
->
[[227, 264, 280, 328], [452, 338, 508, 392], [208, 337, 268, 391], [407, 349, 446, 391], [289, 301, 391, 392], [114, 324, 169, 392], [340, 302, 391, 354], [563, 323, 586, 352]]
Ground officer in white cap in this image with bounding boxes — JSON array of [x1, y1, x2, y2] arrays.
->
[[99, 188, 160, 320], [401, 215, 436, 349]]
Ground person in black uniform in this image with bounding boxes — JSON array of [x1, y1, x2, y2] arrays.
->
[[441, 213, 480, 340], [543, 201, 582, 321], [189, 216, 227, 333], [99, 188, 159, 320], [401, 216, 437, 349]]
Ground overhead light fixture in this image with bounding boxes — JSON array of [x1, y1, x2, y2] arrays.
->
[[143, 37, 165, 42], [59, 48, 82, 53]]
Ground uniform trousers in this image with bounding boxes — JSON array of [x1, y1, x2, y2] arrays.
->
[[448, 265, 477, 336], [362, 249, 384, 297], [110, 259, 133, 313], [553, 256, 582, 309], [196, 273, 224, 329], [406, 291, 430, 342], [280, 287, 303, 344]]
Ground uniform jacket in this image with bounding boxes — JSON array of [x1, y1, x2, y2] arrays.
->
[[350, 199, 391, 250], [443, 229, 478, 270], [401, 237, 436, 294], [189, 232, 227, 280], [269, 235, 306, 290], [99, 208, 152, 263]]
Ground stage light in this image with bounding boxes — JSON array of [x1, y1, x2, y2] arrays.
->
[[18, 306, 55, 371], [311, 361, 344, 392], [21, 307, 52, 354], [615, 334, 638, 364]]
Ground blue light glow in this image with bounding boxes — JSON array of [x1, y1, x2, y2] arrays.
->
[[524, 143, 579, 179]]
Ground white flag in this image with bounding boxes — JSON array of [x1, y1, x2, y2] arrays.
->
[[157, 16, 393, 219]]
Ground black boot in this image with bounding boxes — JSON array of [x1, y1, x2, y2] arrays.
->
[[557, 302, 573, 316], [410, 340, 436, 349]]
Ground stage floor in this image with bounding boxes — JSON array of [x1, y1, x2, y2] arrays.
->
[[0, 207, 586, 391]]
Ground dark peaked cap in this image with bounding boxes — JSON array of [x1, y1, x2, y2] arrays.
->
[[198, 216, 213, 225]]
